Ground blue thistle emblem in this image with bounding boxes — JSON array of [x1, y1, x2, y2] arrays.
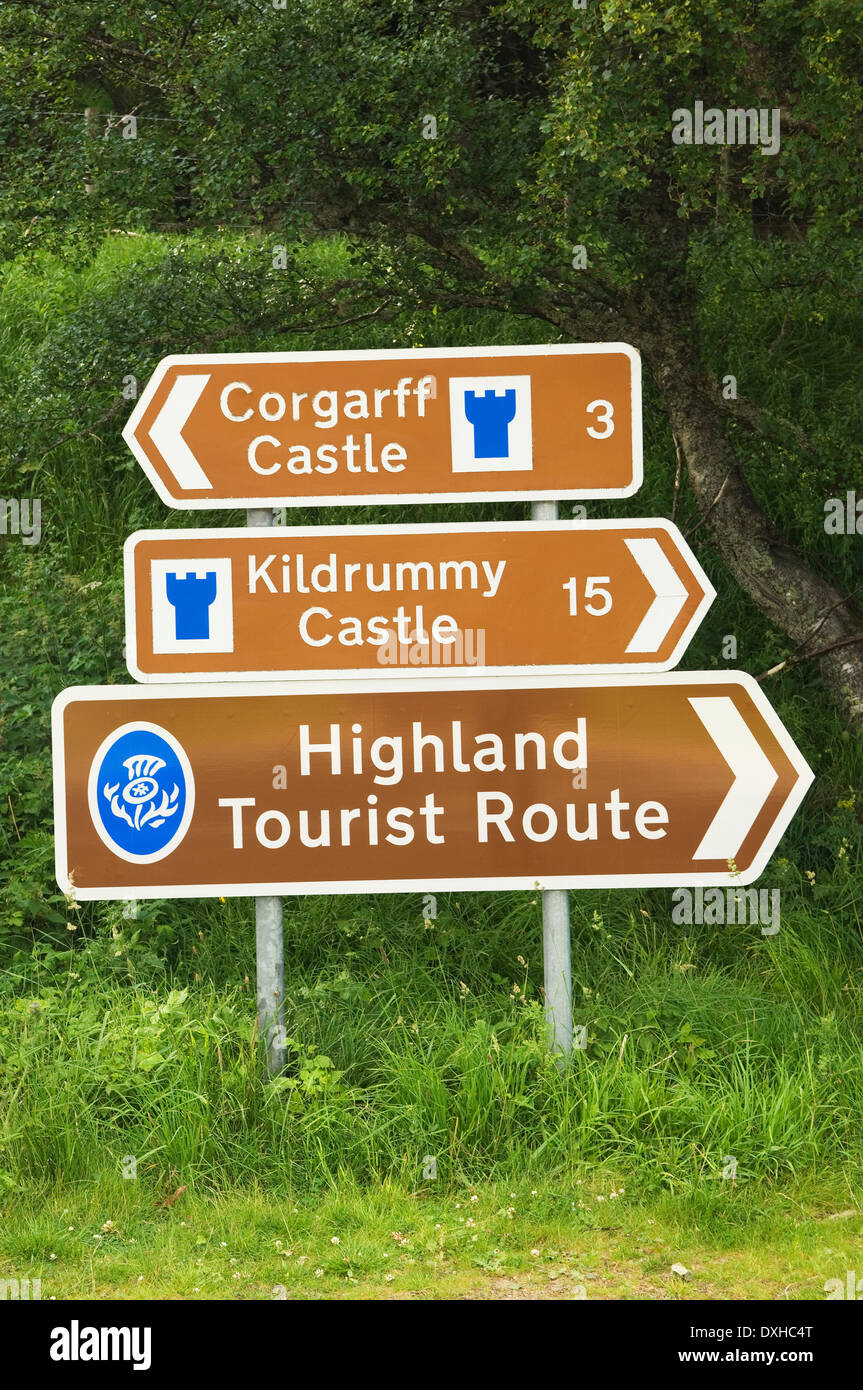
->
[[88, 725, 194, 863]]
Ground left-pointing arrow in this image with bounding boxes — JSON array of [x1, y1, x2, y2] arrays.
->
[[148, 375, 213, 491]]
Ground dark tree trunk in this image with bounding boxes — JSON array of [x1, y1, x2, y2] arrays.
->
[[644, 326, 863, 731]]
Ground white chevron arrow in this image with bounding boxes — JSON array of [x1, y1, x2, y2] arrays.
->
[[148, 374, 213, 490], [624, 537, 690, 653], [689, 696, 779, 860]]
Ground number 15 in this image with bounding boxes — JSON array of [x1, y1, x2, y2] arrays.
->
[[563, 577, 613, 616]]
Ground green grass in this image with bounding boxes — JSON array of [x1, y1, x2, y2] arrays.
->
[[3, 1175, 862, 1300], [2, 884, 862, 1195]]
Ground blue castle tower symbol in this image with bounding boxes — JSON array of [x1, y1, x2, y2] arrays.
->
[[463, 387, 518, 458], [165, 570, 218, 640]]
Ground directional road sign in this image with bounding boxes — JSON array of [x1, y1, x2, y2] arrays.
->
[[52, 673, 813, 900], [122, 345, 641, 507], [123, 520, 714, 681]]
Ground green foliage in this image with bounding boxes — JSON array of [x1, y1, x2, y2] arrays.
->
[[2, 3, 860, 298], [1, 869, 863, 1194]]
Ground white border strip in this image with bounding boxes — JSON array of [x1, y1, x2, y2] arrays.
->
[[52, 671, 813, 899]]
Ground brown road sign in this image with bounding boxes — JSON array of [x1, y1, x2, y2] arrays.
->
[[122, 344, 641, 507], [124, 520, 715, 681], [52, 673, 812, 900]]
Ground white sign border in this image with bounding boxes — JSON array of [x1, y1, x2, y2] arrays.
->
[[53, 671, 813, 900]]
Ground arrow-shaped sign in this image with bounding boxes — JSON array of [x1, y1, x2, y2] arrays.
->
[[122, 344, 642, 508], [122, 519, 714, 681], [52, 672, 812, 899]]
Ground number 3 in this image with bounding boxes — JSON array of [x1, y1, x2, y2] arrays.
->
[[586, 399, 615, 438]]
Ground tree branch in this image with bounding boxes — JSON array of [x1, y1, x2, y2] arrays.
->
[[757, 635, 863, 682], [671, 433, 684, 523]]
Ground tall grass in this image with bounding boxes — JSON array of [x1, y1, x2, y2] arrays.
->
[[2, 882, 862, 1196]]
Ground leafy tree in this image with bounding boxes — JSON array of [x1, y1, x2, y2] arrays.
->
[[1, 0, 861, 724]]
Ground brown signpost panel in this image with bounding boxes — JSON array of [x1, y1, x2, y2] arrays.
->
[[122, 345, 641, 507], [124, 521, 714, 681], [53, 674, 812, 900]]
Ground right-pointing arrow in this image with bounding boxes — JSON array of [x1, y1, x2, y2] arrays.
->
[[690, 696, 779, 860], [624, 537, 690, 653], [148, 375, 213, 491]]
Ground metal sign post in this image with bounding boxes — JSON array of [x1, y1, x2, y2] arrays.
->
[[247, 506, 286, 1076], [532, 499, 573, 1058]]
